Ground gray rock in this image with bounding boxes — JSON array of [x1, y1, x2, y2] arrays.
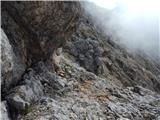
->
[[1, 1, 81, 65], [157, 116, 160, 120], [22, 79, 44, 101], [7, 94, 30, 111], [1, 101, 11, 120], [32, 61, 68, 91], [1, 1, 160, 120], [66, 38, 102, 73], [49, 74, 67, 90], [16, 55, 160, 120], [108, 101, 143, 119], [1, 29, 14, 87], [6, 79, 43, 111], [1, 28, 25, 93]]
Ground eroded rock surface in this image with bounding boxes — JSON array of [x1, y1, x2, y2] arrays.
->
[[1, 1, 81, 95], [1, 1, 81, 65], [64, 10, 160, 93], [17, 57, 160, 120], [1, 1, 160, 120], [66, 38, 102, 73], [1, 29, 25, 95], [1, 101, 11, 120]]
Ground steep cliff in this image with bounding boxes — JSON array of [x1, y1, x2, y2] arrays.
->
[[1, 1, 81, 92], [1, 1, 160, 120]]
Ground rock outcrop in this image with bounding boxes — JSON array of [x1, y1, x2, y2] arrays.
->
[[1, 1, 81, 65], [64, 11, 160, 93], [1, 1, 81, 92], [1, 101, 11, 120], [66, 38, 102, 73], [16, 56, 160, 120], [1, 1, 160, 120], [1, 29, 25, 96]]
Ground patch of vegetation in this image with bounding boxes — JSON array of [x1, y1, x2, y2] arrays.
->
[[21, 105, 33, 115]]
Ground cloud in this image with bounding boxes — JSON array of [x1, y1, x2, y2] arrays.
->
[[83, 0, 160, 59]]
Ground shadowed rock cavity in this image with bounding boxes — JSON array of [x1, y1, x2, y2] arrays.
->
[[1, 1, 81, 92], [1, 1, 81, 65]]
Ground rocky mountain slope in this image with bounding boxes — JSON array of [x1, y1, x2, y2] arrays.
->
[[1, 1, 160, 120]]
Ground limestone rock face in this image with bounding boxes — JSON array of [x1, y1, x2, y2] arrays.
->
[[1, 29, 25, 94], [1, 1, 160, 120], [1, 101, 11, 120], [1, 1, 81, 65], [1, 1, 81, 94], [1, 29, 14, 87]]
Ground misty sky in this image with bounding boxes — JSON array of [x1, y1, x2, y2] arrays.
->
[[85, 0, 160, 58]]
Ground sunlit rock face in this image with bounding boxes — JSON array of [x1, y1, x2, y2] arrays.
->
[[1, 1, 81, 65]]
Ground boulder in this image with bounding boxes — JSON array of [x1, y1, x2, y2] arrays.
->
[[6, 79, 43, 112]]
